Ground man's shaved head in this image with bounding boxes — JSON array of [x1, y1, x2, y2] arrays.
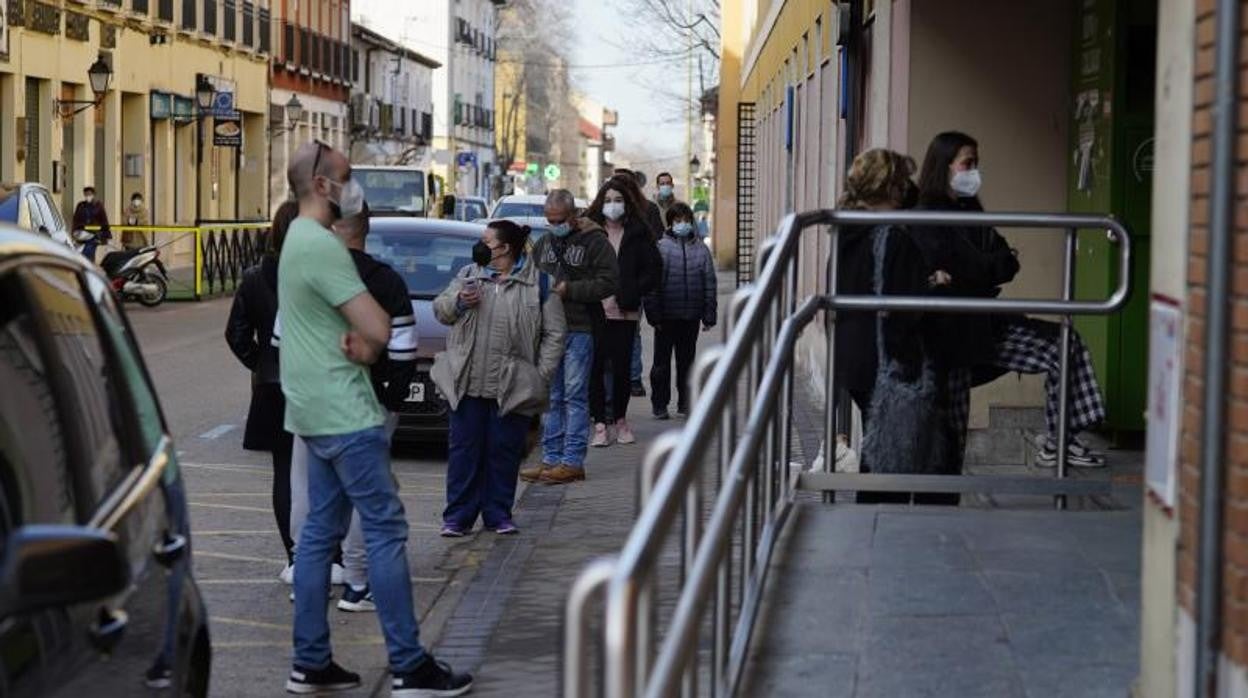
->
[[288, 141, 349, 199]]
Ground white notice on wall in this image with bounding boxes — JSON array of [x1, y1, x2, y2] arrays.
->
[[1145, 298, 1183, 510]]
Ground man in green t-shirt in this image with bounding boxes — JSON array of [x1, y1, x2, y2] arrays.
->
[[278, 140, 472, 696]]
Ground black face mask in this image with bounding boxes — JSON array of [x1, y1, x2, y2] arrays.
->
[[472, 241, 494, 267]]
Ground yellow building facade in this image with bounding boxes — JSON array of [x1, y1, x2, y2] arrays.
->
[[0, 0, 271, 227]]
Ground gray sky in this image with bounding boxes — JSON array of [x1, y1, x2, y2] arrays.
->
[[570, 0, 690, 171]]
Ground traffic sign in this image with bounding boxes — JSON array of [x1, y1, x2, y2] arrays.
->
[[544, 164, 561, 181]]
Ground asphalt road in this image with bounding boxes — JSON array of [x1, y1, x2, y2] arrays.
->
[[128, 299, 474, 697]]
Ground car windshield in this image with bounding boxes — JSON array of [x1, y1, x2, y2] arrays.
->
[[365, 230, 476, 298], [493, 201, 545, 218], [356, 170, 426, 213], [455, 201, 487, 221]]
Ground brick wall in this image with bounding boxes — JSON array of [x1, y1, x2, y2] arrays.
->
[[1177, 0, 1248, 668]]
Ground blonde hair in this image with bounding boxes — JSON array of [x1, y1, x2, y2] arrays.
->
[[838, 149, 916, 211]]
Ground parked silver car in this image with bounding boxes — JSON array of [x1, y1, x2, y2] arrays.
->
[[0, 183, 75, 250]]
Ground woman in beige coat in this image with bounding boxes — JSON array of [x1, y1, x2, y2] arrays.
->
[[432, 220, 566, 535]]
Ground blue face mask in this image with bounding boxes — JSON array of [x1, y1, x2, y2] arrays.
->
[[659, 184, 674, 199], [672, 222, 694, 237], [550, 222, 572, 238]]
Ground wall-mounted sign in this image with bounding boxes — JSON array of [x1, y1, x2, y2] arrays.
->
[[1145, 297, 1182, 511], [213, 112, 242, 148], [173, 96, 194, 120], [456, 151, 477, 168], [150, 92, 172, 120], [543, 164, 560, 182]]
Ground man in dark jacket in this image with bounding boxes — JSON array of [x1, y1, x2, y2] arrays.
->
[[72, 185, 111, 262], [522, 188, 618, 485]]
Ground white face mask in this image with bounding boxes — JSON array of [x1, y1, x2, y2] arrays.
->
[[950, 168, 982, 198], [330, 178, 366, 219], [603, 202, 626, 221]]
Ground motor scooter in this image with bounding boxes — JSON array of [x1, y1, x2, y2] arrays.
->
[[98, 244, 169, 307]]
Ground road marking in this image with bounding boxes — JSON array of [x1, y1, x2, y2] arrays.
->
[[210, 616, 289, 632], [194, 529, 278, 535], [198, 424, 237, 440], [190, 502, 272, 513], [182, 462, 272, 476], [196, 576, 448, 585], [214, 639, 385, 649], [196, 550, 283, 564]]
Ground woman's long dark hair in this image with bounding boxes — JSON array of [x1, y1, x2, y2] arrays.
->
[[585, 175, 646, 226], [917, 131, 979, 208], [268, 199, 300, 257]]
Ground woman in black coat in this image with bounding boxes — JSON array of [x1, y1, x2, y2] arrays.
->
[[585, 175, 662, 447], [913, 131, 1107, 469], [835, 149, 955, 504], [225, 200, 299, 565]]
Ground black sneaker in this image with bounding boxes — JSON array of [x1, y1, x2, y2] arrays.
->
[[392, 656, 473, 697], [145, 657, 173, 689], [286, 662, 361, 694], [631, 380, 647, 397], [337, 585, 375, 613], [652, 409, 671, 421]]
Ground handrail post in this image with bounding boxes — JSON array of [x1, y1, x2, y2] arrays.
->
[[636, 432, 681, 690], [824, 227, 841, 503], [1054, 227, 1077, 509], [564, 557, 618, 698]]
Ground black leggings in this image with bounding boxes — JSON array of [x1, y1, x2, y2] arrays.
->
[[590, 319, 638, 424], [271, 430, 295, 562]]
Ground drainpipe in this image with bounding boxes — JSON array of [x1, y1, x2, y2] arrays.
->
[[1195, 0, 1241, 695]]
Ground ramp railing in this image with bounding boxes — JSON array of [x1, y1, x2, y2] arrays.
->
[[563, 209, 1133, 698]]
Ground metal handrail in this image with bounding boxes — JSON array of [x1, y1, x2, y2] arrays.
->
[[565, 209, 1134, 698]]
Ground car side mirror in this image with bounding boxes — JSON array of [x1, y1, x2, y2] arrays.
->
[[441, 195, 456, 218], [0, 525, 129, 617]]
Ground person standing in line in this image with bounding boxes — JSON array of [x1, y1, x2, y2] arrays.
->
[[585, 176, 661, 447], [278, 140, 471, 696], [913, 130, 1107, 470], [72, 185, 111, 262], [123, 192, 150, 249], [432, 220, 565, 536], [646, 202, 717, 420], [225, 199, 300, 571], [521, 189, 618, 485], [653, 172, 679, 226], [614, 167, 665, 238]]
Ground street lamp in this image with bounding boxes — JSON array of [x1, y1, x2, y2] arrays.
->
[[689, 154, 701, 173], [285, 94, 304, 129], [54, 55, 113, 118], [195, 74, 217, 224]]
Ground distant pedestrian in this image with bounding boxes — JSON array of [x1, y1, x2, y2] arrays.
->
[[646, 202, 717, 420], [72, 185, 111, 262], [914, 130, 1107, 469], [522, 189, 617, 485], [585, 176, 661, 447], [432, 220, 566, 536], [123, 192, 150, 249], [225, 200, 300, 568], [654, 171, 678, 225], [278, 140, 471, 695]]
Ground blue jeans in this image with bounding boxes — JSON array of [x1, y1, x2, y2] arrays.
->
[[293, 426, 426, 673], [630, 328, 643, 383], [445, 397, 530, 528], [542, 332, 593, 468]]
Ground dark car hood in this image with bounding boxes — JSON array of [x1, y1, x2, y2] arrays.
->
[[414, 299, 446, 359]]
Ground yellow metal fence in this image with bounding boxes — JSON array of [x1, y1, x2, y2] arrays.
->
[[87, 222, 271, 301]]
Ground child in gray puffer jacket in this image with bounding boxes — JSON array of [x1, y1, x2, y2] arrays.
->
[[644, 202, 718, 419]]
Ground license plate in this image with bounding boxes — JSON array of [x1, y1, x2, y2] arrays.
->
[[405, 382, 426, 403]]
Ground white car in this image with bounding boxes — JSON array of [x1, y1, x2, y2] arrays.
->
[[490, 194, 589, 219], [0, 183, 75, 250]]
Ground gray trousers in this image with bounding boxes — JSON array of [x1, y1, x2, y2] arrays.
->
[[291, 413, 398, 589]]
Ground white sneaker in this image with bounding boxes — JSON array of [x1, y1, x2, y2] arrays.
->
[[1035, 436, 1106, 468], [285, 563, 347, 585], [591, 423, 612, 447], [615, 420, 636, 445]]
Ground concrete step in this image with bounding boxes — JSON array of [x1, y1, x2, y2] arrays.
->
[[965, 406, 1045, 466]]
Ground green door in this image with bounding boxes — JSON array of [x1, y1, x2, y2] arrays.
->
[[1068, 0, 1155, 436]]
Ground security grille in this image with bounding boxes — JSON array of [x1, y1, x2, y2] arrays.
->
[[736, 101, 758, 287]]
